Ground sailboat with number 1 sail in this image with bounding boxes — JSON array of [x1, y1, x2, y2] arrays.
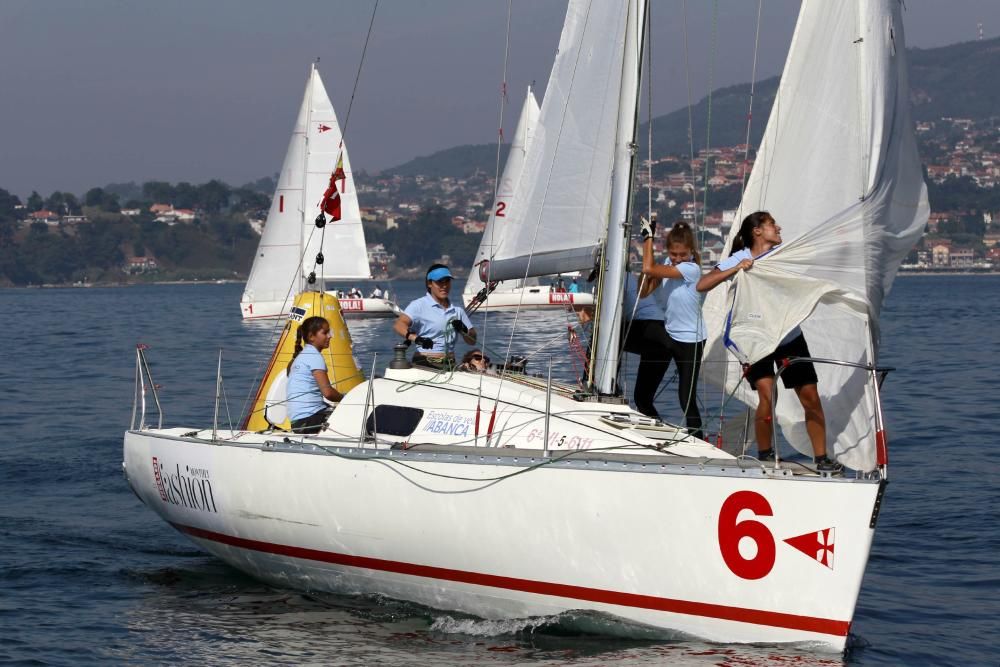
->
[[240, 64, 398, 320], [125, 0, 925, 651]]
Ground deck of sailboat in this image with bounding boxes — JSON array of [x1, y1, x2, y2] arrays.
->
[[134, 425, 859, 484]]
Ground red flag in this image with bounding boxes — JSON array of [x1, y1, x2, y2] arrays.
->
[[321, 154, 346, 221]]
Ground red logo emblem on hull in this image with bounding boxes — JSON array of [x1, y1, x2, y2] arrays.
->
[[784, 528, 835, 569], [549, 293, 573, 304]]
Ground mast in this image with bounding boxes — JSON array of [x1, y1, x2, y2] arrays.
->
[[592, 0, 648, 395], [300, 63, 316, 295]]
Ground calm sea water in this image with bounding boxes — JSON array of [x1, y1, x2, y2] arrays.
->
[[1, 276, 997, 665]]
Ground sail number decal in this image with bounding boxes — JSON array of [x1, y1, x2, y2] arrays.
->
[[495, 201, 507, 217], [718, 491, 776, 579]]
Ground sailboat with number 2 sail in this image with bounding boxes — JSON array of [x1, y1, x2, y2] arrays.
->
[[463, 87, 594, 312], [240, 64, 398, 320], [125, 0, 926, 651]]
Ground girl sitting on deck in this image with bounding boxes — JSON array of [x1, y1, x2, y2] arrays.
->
[[286, 316, 343, 434]]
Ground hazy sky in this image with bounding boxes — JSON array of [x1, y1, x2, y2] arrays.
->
[[1, 0, 998, 198]]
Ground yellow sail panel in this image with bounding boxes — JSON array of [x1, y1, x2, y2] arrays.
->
[[243, 291, 363, 432]]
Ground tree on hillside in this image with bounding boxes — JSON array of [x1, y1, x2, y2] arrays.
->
[[84, 187, 121, 212], [197, 180, 231, 213], [44, 191, 82, 216], [27, 191, 43, 212], [0, 188, 21, 219], [142, 181, 175, 205], [232, 187, 270, 212]]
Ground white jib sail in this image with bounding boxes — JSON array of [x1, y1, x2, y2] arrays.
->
[[243, 65, 370, 309], [487, 0, 633, 282], [701, 0, 929, 472], [464, 88, 540, 298]]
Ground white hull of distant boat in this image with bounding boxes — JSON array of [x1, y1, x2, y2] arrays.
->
[[124, 367, 879, 652], [467, 287, 594, 312], [241, 294, 399, 320]]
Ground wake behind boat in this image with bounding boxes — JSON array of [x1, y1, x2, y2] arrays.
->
[[240, 64, 399, 320], [125, 0, 926, 652]]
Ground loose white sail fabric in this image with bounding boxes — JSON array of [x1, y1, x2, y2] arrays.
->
[[489, 0, 628, 280], [464, 89, 540, 298], [702, 0, 929, 472], [243, 68, 370, 308]]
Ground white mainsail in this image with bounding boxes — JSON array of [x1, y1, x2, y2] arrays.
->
[[702, 0, 929, 471], [242, 65, 370, 311], [464, 88, 540, 299], [487, 0, 637, 283]]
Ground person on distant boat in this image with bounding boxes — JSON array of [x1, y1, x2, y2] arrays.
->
[[286, 315, 343, 434], [696, 210, 840, 473], [458, 348, 491, 373], [394, 263, 477, 370], [370, 285, 383, 299], [638, 218, 706, 437], [568, 278, 580, 293]]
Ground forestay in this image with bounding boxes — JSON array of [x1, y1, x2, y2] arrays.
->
[[243, 66, 370, 309], [487, 0, 632, 282], [701, 0, 929, 472]]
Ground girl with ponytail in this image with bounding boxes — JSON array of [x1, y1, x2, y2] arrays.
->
[[636, 219, 706, 438], [695, 211, 840, 473], [285, 316, 343, 434]]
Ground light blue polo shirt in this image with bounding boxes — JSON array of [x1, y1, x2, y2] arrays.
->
[[661, 260, 705, 343], [286, 344, 328, 421], [716, 247, 800, 345], [622, 273, 665, 322], [403, 293, 474, 354]]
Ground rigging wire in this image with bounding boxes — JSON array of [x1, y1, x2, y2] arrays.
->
[[739, 0, 765, 192], [699, 0, 719, 240], [241, 1, 381, 425], [475, 0, 514, 442]]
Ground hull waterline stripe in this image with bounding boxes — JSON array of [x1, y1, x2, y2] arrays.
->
[[173, 522, 849, 636]]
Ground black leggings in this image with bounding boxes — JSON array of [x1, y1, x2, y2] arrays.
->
[[622, 319, 671, 418], [665, 337, 704, 438], [290, 407, 333, 434]]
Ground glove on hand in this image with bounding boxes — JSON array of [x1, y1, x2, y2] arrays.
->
[[415, 336, 434, 350], [451, 320, 469, 335], [639, 216, 656, 242]]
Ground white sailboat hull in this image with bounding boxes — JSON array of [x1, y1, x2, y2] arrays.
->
[[241, 294, 399, 320], [124, 369, 879, 652], [465, 288, 594, 312]]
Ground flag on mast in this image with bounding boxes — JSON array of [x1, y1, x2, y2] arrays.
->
[[321, 153, 346, 221]]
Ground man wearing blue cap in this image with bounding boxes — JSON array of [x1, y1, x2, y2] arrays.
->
[[393, 263, 477, 369]]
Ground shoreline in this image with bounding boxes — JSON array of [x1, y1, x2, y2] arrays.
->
[[4, 269, 998, 290]]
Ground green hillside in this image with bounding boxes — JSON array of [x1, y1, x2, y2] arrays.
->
[[381, 36, 1000, 177]]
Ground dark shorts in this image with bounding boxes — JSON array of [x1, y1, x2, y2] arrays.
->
[[290, 407, 333, 434], [745, 334, 819, 390]]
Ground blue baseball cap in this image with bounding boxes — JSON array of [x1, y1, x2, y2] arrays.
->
[[427, 267, 453, 281]]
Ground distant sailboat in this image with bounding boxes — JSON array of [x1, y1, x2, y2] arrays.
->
[[463, 88, 594, 312], [240, 64, 398, 320]]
